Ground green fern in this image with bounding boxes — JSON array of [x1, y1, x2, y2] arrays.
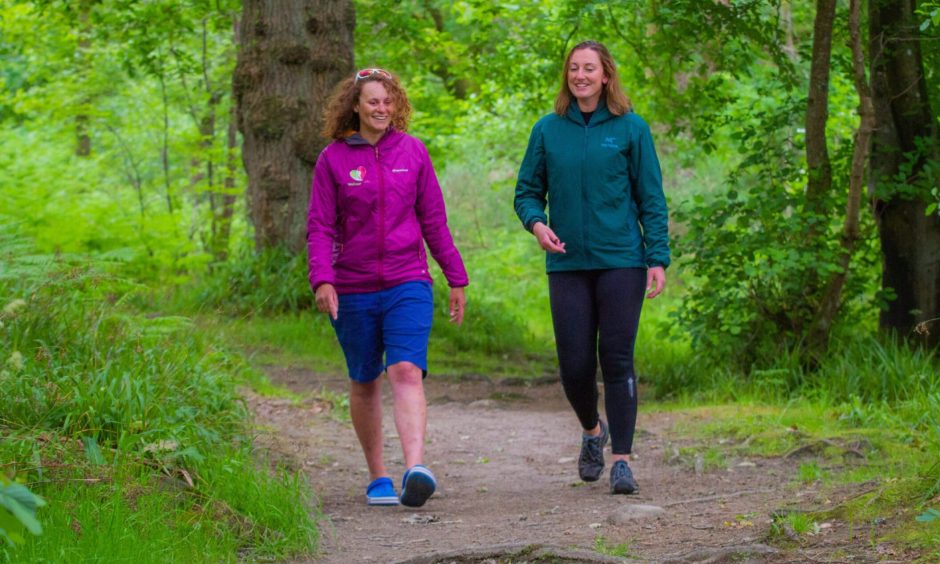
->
[[0, 476, 45, 547]]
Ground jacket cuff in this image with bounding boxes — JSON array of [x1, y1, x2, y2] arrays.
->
[[525, 217, 547, 233], [311, 279, 334, 292]]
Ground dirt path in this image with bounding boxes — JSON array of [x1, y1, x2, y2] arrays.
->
[[249, 366, 901, 563]]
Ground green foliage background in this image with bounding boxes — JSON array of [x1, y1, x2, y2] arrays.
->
[[1, 0, 939, 559]]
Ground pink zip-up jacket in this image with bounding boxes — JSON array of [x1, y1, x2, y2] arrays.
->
[[307, 129, 469, 295]]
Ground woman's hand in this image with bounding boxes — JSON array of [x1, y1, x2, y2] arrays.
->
[[646, 266, 666, 299], [532, 222, 566, 254], [315, 283, 339, 320], [449, 287, 466, 326]]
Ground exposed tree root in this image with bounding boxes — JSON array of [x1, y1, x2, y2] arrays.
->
[[662, 489, 776, 507], [783, 437, 870, 460], [391, 542, 633, 563]]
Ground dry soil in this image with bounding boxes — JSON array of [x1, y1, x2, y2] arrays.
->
[[248, 366, 910, 563]]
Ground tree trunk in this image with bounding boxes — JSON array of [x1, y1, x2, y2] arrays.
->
[[803, 0, 837, 213], [75, 0, 92, 156], [234, 0, 355, 253], [210, 17, 241, 264], [423, 2, 473, 100], [807, 0, 875, 355], [869, 0, 940, 347]]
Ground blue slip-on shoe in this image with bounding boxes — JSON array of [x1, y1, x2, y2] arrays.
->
[[400, 465, 436, 508], [366, 476, 400, 506]]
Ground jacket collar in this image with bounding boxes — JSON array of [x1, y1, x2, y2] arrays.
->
[[342, 127, 402, 147], [566, 97, 614, 126]]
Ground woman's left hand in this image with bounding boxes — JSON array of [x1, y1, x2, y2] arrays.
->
[[449, 287, 466, 326], [646, 266, 666, 299]]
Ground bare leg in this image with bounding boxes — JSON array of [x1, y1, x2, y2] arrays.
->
[[349, 378, 387, 480], [386, 361, 426, 468]]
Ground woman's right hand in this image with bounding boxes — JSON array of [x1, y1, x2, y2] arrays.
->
[[532, 222, 566, 254], [315, 283, 339, 320]]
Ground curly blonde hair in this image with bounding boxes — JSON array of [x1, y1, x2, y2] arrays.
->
[[554, 41, 632, 117], [322, 70, 412, 139]]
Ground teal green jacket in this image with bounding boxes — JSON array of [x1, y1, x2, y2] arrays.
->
[[514, 103, 670, 272]]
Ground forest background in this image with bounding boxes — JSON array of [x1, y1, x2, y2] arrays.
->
[[1, 0, 939, 561]]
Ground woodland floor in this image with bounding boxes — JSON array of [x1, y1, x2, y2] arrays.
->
[[248, 365, 915, 563]]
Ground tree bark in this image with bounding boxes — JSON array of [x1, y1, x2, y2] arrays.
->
[[214, 107, 239, 264], [210, 18, 240, 264], [808, 0, 875, 355], [869, 0, 940, 347], [804, 0, 837, 213], [234, 0, 354, 253], [422, 2, 473, 100], [75, 0, 92, 156]]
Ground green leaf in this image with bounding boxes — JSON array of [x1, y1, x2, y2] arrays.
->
[[0, 510, 25, 546], [915, 508, 940, 522], [0, 483, 44, 536], [83, 436, 106, 465], [0, 518, 27, 546]]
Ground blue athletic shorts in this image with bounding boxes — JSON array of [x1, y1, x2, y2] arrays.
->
[[331, 281, 434, 383]]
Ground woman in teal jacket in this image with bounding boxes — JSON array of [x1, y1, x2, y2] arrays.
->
[[514, 40, 670, 495]]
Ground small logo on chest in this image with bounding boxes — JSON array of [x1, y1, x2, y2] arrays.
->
[[349, 166, 366, 182]]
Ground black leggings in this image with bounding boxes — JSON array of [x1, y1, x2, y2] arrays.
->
[[548, 268, 646, 454]]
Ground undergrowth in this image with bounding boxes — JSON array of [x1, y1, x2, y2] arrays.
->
[[0, 247, 317, 560]]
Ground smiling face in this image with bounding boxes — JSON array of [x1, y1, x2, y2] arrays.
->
[[566, 48, 608, 112], [354, 80, 395, 139]]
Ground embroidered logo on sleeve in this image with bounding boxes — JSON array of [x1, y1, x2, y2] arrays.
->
[[349, 166, 366, 182]]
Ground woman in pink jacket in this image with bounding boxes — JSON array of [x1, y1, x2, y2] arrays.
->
[[307, 68, 468, 508]]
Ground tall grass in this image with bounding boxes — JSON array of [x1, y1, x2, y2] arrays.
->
[[181, 245, 313, 316], [0, 245, 317, 560], [1, 267, 243, 451]]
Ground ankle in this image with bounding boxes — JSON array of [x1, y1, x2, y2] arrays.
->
[[583, 423, 601, 437]]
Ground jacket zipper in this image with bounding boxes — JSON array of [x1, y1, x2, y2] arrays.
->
[[375, 144, 385, 289], [581, 121, 590, 262]]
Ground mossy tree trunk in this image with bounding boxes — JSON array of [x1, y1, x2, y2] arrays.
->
[[234, 0, 354, 253], [869, 0, 940, 348]]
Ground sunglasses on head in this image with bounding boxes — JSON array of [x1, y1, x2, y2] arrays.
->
[[355, 68, 392, 83]]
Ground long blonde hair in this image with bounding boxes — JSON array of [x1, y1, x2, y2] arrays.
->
[[554, 41, 632, 117], [322, 70, 412, 139]]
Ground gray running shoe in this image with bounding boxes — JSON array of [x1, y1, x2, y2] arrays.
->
[[578, 419, 609, 482], [610, 460, 639, 494]]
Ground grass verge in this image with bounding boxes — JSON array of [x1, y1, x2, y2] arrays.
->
[[0, 256, 318, 561]]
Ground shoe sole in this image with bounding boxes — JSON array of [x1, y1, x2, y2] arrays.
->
[[580, 471, 603, 482], [400, 467, 436, 507], [367, 495, 400, 506], [611, 484, 639, 495]]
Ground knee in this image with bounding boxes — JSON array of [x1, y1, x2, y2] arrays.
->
[[387, 361, 423, 385], [350, 379, 380, 399], [558, 357, 597, 383]]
